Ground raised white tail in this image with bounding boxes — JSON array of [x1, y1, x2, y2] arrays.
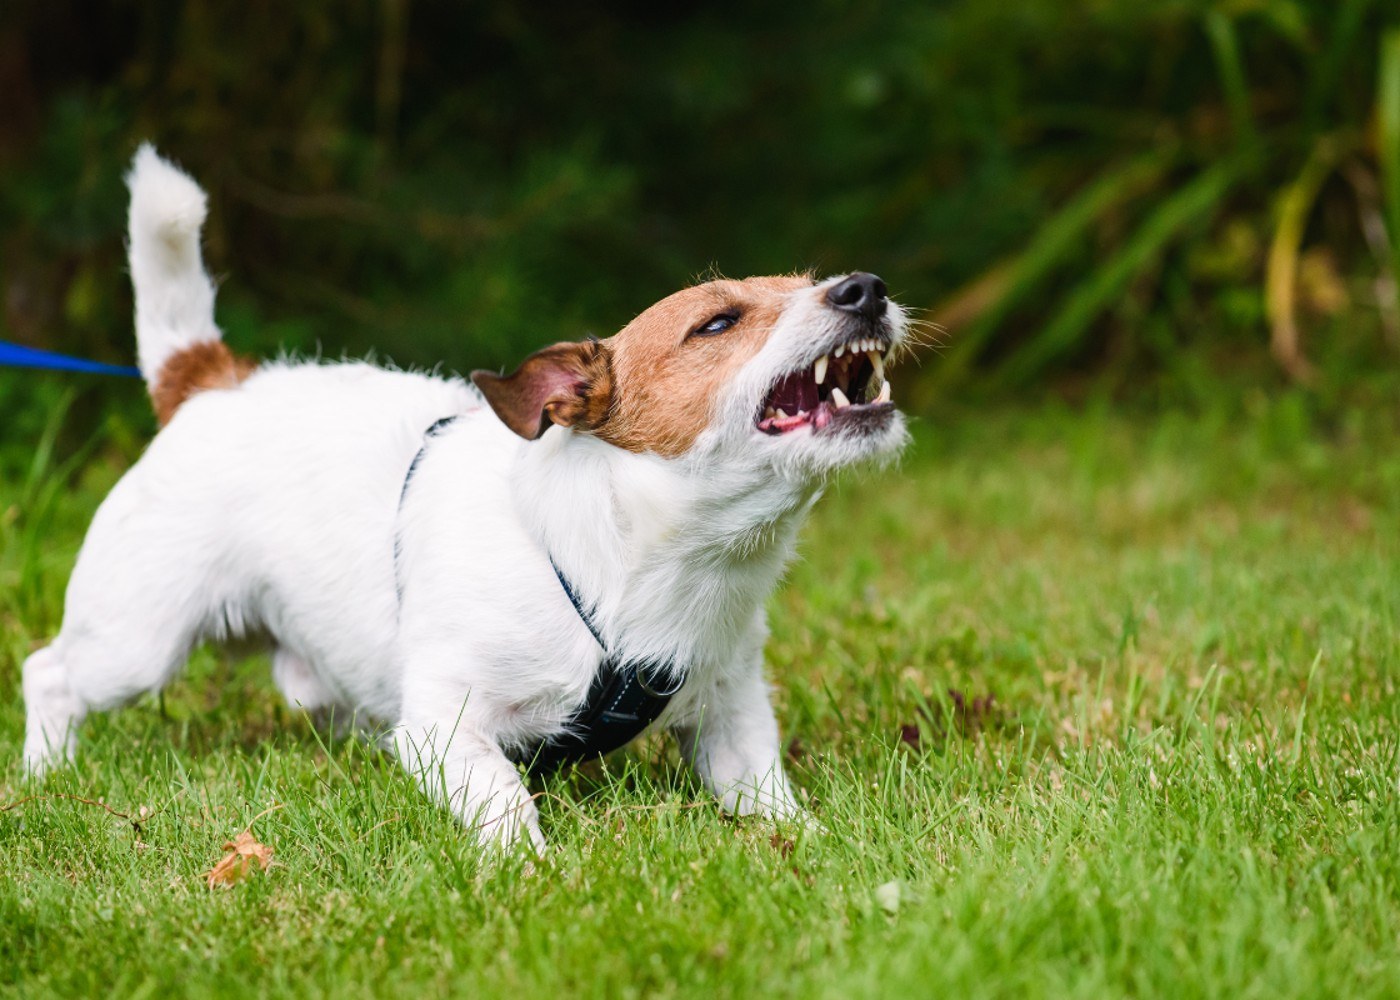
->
[[126, 144, 221, 386]]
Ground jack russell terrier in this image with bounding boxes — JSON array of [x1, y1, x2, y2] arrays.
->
[[21, 146, 909, 851]]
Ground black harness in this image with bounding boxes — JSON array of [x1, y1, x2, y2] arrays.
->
[[523, 562, 685, 772], [397, 415, 685, 774]]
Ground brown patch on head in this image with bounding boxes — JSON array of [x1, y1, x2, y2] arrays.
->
[[600, 275, 814, 456], [473, 275, 814, 455], [151, 340, 256, 426]]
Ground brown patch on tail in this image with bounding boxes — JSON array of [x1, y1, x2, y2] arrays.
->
[[151, 340, 256, 426]]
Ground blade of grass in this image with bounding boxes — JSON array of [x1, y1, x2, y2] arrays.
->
[[19, 388, 76, 508], [994, 157, 1247, 387], [10, 400, 121, 626]]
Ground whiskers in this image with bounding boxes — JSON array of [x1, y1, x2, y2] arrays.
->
[[891, 305, 948, 368]]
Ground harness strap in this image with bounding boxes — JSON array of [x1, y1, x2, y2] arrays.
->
[[396, 414, 685, 775], [398, 415, 460, 508], [523, 562, 684, 774], [393, 415, 461, 603], [551, 560, 605, 648]]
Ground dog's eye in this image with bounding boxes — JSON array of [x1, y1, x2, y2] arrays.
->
[[692, 313, 739, 338]]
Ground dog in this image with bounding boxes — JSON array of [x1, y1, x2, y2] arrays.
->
[[20, 146, 909, 851]]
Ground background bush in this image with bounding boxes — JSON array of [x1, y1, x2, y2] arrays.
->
[[2, 0, 1398, 441]]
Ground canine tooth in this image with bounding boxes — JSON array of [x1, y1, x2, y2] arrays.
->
[[764, 407, 777, 419], [813, 355, 829, 384], [870, 352, 884, 382], [830, 387, 850, 409], [874, 380, 891, 404], [775, 408, 789, 419]]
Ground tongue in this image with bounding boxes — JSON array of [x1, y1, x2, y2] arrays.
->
[[768, 369, 819, 414]]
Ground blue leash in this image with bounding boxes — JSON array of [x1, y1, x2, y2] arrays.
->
[[0, 341, 141, 378]]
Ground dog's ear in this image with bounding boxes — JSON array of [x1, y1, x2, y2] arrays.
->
[[471, 340, 613, 441]]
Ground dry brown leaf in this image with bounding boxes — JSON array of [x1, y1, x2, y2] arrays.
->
[[206, 830, 274, 889]]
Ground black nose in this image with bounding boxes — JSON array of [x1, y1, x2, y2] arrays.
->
[[825, 272, 888, 320]]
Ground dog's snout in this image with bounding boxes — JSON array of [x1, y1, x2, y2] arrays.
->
[[825, 272, 888, 320]]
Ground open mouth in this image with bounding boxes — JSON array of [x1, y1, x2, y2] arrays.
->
[[756, 337, 893, 436]]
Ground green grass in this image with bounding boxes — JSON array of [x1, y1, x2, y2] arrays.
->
[[2, 391, 1398, 998]]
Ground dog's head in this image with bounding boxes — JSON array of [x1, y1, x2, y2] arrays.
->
[[471, 272, 908, 474]]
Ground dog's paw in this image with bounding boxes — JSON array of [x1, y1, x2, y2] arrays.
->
[[467, 795, 548, 858], [716, 774, 805, 820], [783, 807, 827, 837]]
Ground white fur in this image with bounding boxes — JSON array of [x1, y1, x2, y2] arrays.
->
[[22, 147, 908, 852], [126, 144, 222, 381]]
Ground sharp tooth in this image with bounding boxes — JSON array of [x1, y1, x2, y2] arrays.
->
[[834, 343, 845, 359], [813, 354, 828, 384], [870, 352, 884, 382], [874, 380, 891, 404], [764, 407, 777, 419], [830, 387, 850, 409], [775, 408, 788, 419]]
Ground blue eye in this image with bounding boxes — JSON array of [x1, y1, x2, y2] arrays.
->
[[694, 313, 738, 337]]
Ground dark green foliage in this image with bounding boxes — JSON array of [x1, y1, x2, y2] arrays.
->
[[2, 1, 1397, 406]]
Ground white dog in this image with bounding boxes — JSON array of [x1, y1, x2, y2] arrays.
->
[[21, 146, 909, 851]]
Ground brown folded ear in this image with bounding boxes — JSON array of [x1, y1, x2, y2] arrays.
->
[[471, 339, 613, 441]]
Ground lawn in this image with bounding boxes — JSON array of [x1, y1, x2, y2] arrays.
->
[[2, 388, 1398, 998]]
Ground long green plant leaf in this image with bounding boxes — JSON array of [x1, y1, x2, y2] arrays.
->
[[1380, 28, 1400, 297], [994, 157, 1247, 387], [1205, 9, 1258, 150], [934, 151, 1173, 386], [1304, 0, 1373, 130], [1266, 135, 1354, 383]]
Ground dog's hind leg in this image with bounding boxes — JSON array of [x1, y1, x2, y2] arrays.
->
[[21, 615, 198, 777], [21, 645, 86, 776], [22, 496, 216, 776], [272, 648, 335, 712]]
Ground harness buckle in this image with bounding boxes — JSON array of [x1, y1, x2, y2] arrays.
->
[[635, 659, 685, 698]]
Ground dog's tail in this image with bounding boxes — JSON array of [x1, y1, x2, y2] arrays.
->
[[126, 143, 252, 426]]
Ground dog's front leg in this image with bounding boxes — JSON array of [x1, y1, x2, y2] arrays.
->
[[393, 715, 543, 854], [674, 660, 803, 821]]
